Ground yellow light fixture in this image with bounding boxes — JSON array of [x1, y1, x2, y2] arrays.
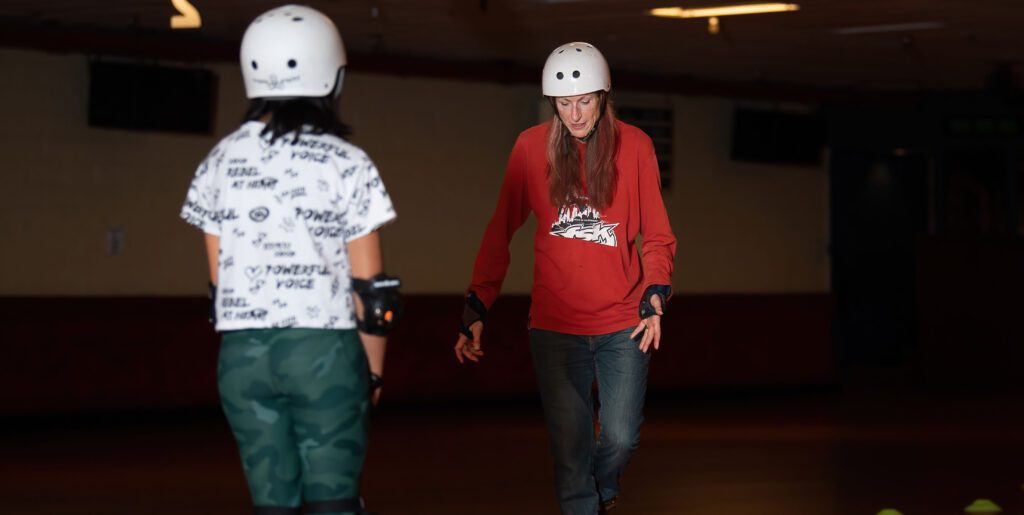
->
[[649, 3, 799, 19], [170, 0, 202, 29], [708, 16, 721, 34]]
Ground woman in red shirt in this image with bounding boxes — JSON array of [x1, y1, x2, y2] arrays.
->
[[454, 42, 677, 514]]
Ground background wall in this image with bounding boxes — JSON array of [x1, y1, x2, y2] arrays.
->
[[0, 48, 829, 296], [0, 48, 834, 412]]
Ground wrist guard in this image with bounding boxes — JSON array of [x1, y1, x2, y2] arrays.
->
[[459, 291, 487, 339], [208, 282, 217, 325], [369, 372, 383, 392], [351, 273, 403, 336], [639, 284, 672, 319]]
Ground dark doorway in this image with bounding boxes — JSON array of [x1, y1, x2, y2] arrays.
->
[[940, 143, 1017, 236], [830, 149, 930, 367]]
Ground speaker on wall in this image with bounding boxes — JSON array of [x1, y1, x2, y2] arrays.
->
[[88, 61, 216, 134]]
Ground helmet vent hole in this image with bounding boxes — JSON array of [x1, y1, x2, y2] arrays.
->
[[572, 70, 580, 78], [576, 48, 582, 52], [288, 59, 297, 68], [293, 17, 303, 21], [251, 60, 258, 70], [558, 49, 565, 54], [556, 72, 564, 80]]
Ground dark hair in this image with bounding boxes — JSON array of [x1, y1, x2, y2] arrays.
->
[[545, 91, 619, 211], [243, 96, 351, 144]]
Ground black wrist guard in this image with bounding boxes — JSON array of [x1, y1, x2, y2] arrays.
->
[[351, 273, 403, 336], [639, 284, 672, 319], [208, 282, 217, 325], [459, 291, 487, 339], [369, 372, 383, 392]]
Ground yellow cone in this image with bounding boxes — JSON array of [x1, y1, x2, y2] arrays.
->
[[964, 499, 1002, 514], [876, 510, 904, 515]]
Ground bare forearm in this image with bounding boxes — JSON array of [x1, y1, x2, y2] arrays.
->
[[204, 233, 219, 284], [361, 334, 386, 376]]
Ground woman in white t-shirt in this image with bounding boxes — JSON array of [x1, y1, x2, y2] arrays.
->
[[180, 5, 398, 514]]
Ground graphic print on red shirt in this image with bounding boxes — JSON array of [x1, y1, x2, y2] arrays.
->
[[549, 203, 619, 247]]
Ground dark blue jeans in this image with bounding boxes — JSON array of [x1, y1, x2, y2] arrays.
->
[[529, 327, 651, 515]]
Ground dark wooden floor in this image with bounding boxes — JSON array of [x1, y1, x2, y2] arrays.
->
[[3, 390, 1023, 515]]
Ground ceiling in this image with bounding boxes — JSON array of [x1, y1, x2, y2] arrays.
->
[[2, 0, 1024, 93]]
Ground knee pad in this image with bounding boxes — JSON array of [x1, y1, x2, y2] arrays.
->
[[253, 507, 300, 515], [305, 497, 364, 514]]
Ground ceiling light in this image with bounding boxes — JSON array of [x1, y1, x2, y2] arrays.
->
[[648, 3, 800, 19], [170, 0, 202, 29], [708, 16, 721, 34], [833, 22, 946, 36]]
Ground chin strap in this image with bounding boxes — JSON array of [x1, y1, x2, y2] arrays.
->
[[576, 125, 598, 143], [331, 67, 346, 99]]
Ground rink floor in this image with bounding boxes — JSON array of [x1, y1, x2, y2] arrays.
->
[[3, 390, 1023, 515]]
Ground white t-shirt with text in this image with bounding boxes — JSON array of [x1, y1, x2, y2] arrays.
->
[[181, 121, 396, 331]]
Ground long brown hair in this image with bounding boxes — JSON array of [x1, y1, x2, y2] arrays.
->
[[546, 92, 619, 211]]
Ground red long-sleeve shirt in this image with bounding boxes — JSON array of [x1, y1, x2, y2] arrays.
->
[[469, 119, 677, 335]]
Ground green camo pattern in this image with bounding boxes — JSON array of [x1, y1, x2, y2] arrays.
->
[[218, 328, 369, 512]]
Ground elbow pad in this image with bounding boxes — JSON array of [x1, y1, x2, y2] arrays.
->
[[639, 284, 672, 319], [351, 274, 403, 336]]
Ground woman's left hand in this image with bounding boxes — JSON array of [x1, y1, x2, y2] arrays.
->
[[630, 294, 663, 353]]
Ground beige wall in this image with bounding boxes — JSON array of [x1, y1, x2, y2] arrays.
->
[[668, 96, 830, 293], [0, 48, 828, 296]]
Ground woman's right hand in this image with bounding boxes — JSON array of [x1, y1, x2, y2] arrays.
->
[[454, 321, 484, 364]]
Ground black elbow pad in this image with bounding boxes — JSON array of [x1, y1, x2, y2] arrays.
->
[[351, 273, 403, 336]]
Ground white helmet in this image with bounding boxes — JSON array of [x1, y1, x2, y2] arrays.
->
[[541, 42, 611, 97], [240, 5, 347, 99]]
